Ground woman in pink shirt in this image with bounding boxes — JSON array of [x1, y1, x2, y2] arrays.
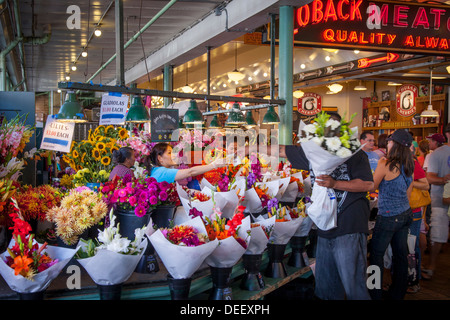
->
[[109, 147, 135, 180]]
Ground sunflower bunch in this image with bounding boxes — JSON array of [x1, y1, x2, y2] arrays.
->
[[62, 125, 128, 182]]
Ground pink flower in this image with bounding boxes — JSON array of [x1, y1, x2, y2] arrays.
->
[[149, 195, 158, 205], [159, 191, 168, 201], [134, 205, 147, 217], [129, 196, 137, 206], [118, 189, 127, 198], [159, 181, 170, 191]]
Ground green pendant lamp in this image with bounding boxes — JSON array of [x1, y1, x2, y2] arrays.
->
[[262, 105, 280, 124], [126, 95, 150, 123], [225, 102, 246, 127], [209, 114, 221, 128], [245, 110, 257, 128], [183, 100, 203, 125], [56, 92, 87, 122]]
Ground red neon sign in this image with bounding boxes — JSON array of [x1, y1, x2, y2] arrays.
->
[[357, 53, 399, 68]]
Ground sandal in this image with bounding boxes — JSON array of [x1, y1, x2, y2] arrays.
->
[[421, 268, 433, 280]]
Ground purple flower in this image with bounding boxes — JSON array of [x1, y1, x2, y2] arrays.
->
[[159, 191, 168, 201], [189, 207, 203, 218], [122, 173, 132, 184], [149, 195, 158, 205], [267, 198, 279, 211], [159, 181, 170, 191], [247, 172, 256, 189], [135, 204, 147, 217], [139, 191, 149, 202]]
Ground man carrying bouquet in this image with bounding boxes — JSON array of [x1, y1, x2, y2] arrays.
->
[[279, 112, 374, 300]]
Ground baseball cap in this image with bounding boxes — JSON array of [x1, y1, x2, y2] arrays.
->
[[426, 133, 446, 144], [387, 129, 413, 147]]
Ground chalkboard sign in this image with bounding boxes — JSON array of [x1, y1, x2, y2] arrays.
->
[[150, 108, 179, 142]]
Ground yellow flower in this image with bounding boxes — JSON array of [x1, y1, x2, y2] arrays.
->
[[96, 142, 106, 151], [118, 128, 128, 140], [92, 149, 101, 161], [105, 125, 115, 135], [101, 156, 111, 166], [72, 149, 79, 159]]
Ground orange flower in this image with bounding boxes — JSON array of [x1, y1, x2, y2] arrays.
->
[[11, 255, 34, 276]]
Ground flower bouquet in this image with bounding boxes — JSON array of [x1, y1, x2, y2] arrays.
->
[[298, 111, 361, 230], [75, 209, 148, 300], [148, 217, 219, 300], [46, 187, 108, 246], [176, 184, 215, 221], [203, 205, 251, 300], [0, 198, 77, 299]]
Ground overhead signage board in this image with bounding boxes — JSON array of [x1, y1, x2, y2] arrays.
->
[[396, 84, 418, 117], [293, 0, 450, 56], [40, 115, 75, 153], [99, 93, 129, 125], [298, 92, 322, 115], [150, 108, 179, 142]]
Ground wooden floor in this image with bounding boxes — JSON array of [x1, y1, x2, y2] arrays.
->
[[405, 242, 450, 300]]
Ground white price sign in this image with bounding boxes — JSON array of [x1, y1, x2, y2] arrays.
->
[[40, 115, 75, 153], [99, 93, 129, 125]]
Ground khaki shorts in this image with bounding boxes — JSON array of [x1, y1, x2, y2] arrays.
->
[[430, 206, 450, 243]]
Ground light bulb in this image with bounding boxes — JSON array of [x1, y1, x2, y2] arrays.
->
[[71, 65, 77, 71], [81, 50, 88, 57], [94, 28, 102, 37]]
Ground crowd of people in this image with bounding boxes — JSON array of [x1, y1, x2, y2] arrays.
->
[[108, 115, 449, 300], [281, 117, 450, 300]]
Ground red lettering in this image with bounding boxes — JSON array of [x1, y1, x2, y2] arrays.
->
[[394, 5, 409, 27], [348, 31, 358, 42], [412, 7, 430, 29], [312, 0, 324, 24], [337, 0, 349, 21], [439, 38, 449, 50], [376, 33, 385, 44], [387, 34, 396, 45], [359, 32, 368, 44], [425, 36, 439, 48], [297, 6, 310, 27], [323, 29, 335, 42], [416, 36, 425, 48], [350, 0, 363, 21], [404, 35, 415, 47], [430, 8, 445, 30], [324, 0, 338, 22], [337, 29, 347, 41]]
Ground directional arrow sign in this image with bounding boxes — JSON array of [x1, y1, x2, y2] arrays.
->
[[326, 62, 355, 74], [358, 53, 399, 68]]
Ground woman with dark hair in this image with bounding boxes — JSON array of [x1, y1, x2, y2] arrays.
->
[[374, 133, 388, 158], [108, 146, 135, 180], [369, 129, 415, 300], [147, 142, 227, 183]]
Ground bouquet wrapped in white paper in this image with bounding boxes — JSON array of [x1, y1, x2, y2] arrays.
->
[[200, 177, 244, 219], [298, 112, 361, 230], [204, 207, 251, 268], [246, 215, 275, 255], [75, 209, 148, 286], [149, 216, 219, 279], [177, 183, 214, 218], [258, 206, 305, 245]]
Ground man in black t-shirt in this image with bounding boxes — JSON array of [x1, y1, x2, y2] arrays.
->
[[279, 145, 374, 300]]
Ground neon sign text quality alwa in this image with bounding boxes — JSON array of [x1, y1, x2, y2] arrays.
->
[[294, 0, 450, 53]]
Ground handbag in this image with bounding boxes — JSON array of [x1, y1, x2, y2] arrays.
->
[[409, 187, 431, 209]]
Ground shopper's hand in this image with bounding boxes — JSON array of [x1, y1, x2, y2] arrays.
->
[[315, 175, 336, 188], [210, 157, 228, 168]]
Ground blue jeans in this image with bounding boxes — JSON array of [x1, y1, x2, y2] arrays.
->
[[409, 212, 422, 282], [369, 208, 412, 300], [314, 233, 371, 300]]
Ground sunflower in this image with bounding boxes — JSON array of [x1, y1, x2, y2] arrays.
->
[[101, 156, 111, 166], [92, 148, 101, 161], [105, 125, 115, 135], [72, 149, 79, 159], [81, 152, 86, 164], [96, 142, 106, 151], [118, 128, 128, 140], [110, 146, 119, 153]]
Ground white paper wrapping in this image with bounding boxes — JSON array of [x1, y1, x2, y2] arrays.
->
[[149, 216, 219, 279], [245, 215, 276, 255], [256, 210, 304, 245], [205, 216, 251, 268], [76, 240, 147, 286], [280, 172, 304, 203], [0, 239, 78, 293]]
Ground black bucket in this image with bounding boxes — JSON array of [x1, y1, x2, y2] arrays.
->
[[151, 205, 176, 229], [209, 266, 233, 300], [288, 236, 309, 268], [114, 208, 151, 240], [167, 274, 192, 300], [264, 243, 288, 278], [240, 254, 265, 291], [97, 283, 123, 300]]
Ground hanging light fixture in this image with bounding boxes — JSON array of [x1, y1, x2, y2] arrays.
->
[[354, 80, 367, 91], [81, 49, 88, 57], [181, 66, 194, 93], [293, 90, 304, 99], [245, 110, 257, 128], [56, 91, 87, 123], [388, 81, 402, 86], [209, 114, 221, 128], [183, 100, 203, 124], [262, 105, 280, 124], [421, 68, 440, 118], [227, 43, 245, 82], [94, 25, 102, 37], [126, 95, 150, 123], [225, 103, 246, 126], [327, 83, 343, 93]]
